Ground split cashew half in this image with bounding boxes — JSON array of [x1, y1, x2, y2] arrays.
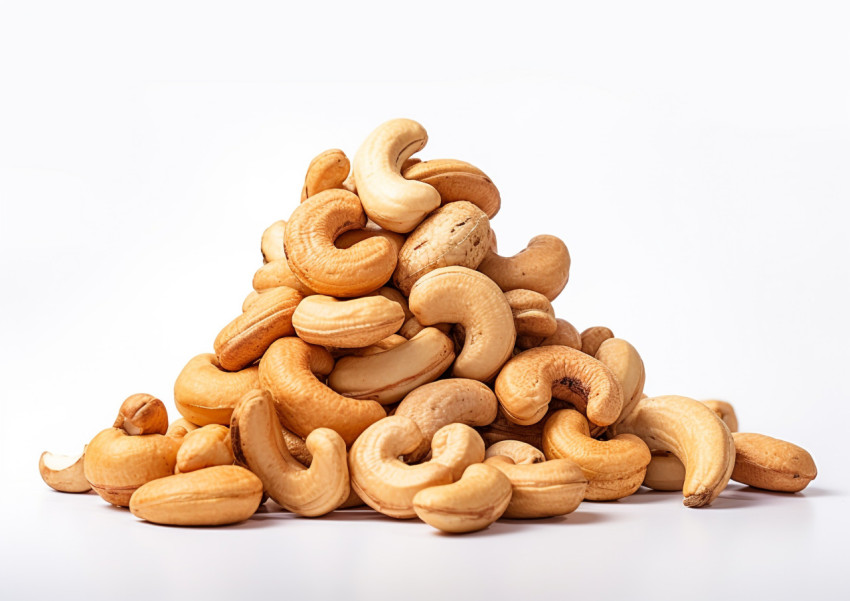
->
[[478, 235, 570, 301]]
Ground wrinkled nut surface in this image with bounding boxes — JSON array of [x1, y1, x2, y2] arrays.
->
[[174, 354, 260, 426], [495, 345, 623, 427], [580, 326, 614, 357], [284, 189, 397, 297], [129, 465, 263, 526], [484, 440, 545, 465], [175, 425, 234, 473], [261, 220, 287, 263], [214, 286, 303, 371], [231, 390, 349, 516], [518, 318, 582, 351], [504, 289, 557, 340], [113, 393, 169, 436], [292, 294, 405, 349], [39, 450, 91, 493], [478, 235, 570, 301], [703, 400, 739, 433], [403, 159, 501, 219], [643, 450, 686, 491], [353, 118, 441, 233], [429, 423, 486, 481], [300, 149, 350, 201], [731, 433, 817, 492], [253, 259, 316, 296], [484, 455, 587, 519], [413, 463, 512, 533], [393, 201, 491, 295], [597, 338, 646, 428], [409, 266, 515, 382]]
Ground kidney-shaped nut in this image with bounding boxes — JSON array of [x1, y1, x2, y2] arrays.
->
[[611, 395, 736, 507], [731, 433, 817, 492], [293, 294, 405, 349], [335, 224, 406, 256], [231, 390, 349, 516], [413, 463, 512, 534], [702, 400, 739, 433], [597, 338, 646, 428], [259, 337, 385, 446], [84, 428, 182, 506], [353, 118, 441, 233], [403, 159, 501, 219], [253, 259, 316, 296], [495, 345, 623, 427], [261, 220, 287, 263], [300, 149, 350, 202], [348, 416, 453, 519], [327, 327, 455, 405], [113, 394, 169, 436], [175, 425, 234, 473], [484, 440, 545, 465], [504, 289, 557, 340], [392, 201, 491, 295], [518, 318, 582, 351], [130, 465, 263, 526], [484, 455, 587, 519], [214, 286, 303, 371], [39, 450, 91, 493], [580, 326, 614, 357], [477, 235, 570, 301], [350, 334, 408, 357], [542, 409, 651, 501], [166, 418, 199, 440], [409, 266, 515, 382], [174, 354, 260, 426], [284, 189, 397, 297], [643, 450, 686, 491], [429, 423, 486, 481]]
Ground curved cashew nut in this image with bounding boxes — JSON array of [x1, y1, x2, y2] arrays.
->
[[284, 189, 397, 297], [39, 450, 90, 493], [231, 390, 349, 516], [610, 395, 736, 507], [484, 455, 587, 519], [174, 354, 260, 426], [113, 394, 169, 436], [292, 294, 405, 349], [253, 259, 316, 296], [484, 440, 545, 465], [597, 338, 646, 428], [504, 289, 557, 340], [350, 334, 408, 357], [402, 158, 501, 218], [166, 418, 199, 440], [261, 220, 287, 263], [352, 118, 441, 233], [494, 345, 623, 427], [477, 235, 570, 300], [731, 433, 817, 492], [518, 318, 582, 351], [258, 337, 385, 446], [643, 450, 686, 491], [580, 326, 614, 356], [542, 409, 651, 501], [335, 224, 405, 256], [175, 425, 234, 474], [702, 400, 739, 432], [429, 423, 486, 481], [300, 149, 350, 202], [409, 266, 515, 382]]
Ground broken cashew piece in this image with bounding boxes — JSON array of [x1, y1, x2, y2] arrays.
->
[[731, 433, 817, 492], [484, 440, 545, 465], [292, 294, 405, 349], [261, 220, 287, 263], [484, 455, 587, 519], [174, 354, 260, 426], [175, 425, 234, 473], [300, 149, 350, 201], [402, 158, 501, 219], [39, 450, 91, 493], [478, 235, 570, 301], [113, 393, 169, 436]]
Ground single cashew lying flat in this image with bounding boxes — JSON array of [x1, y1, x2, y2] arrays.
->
[[504, 289, 557, 341], [610, 395, 736, 507], [352, 118, 441, 233], [643, 450, 686, 491], [596, 338, 646, 428], [231, 390, 349, 516], [484, 455, 587, 519], [253, 259, 316, 296], [113, 393, 169, 436], [39, 450, 90, 493], [174, 354, 260, 426], [409, 266, 515, 382], [731, 433, 817, 492], [261, 220, 287, 263], [175, 425, 234, 473], [292, 294, 405, 349], [484, 440, 545, 465], [402, 158, 501, 219], [702, 400, 739, 432], [478, 235, 570, 301], [517, 318, 582, 351], [300, 149, 350, 202], [580, 326, 614, 356]]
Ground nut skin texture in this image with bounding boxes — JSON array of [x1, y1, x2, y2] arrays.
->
[[504, 289, 557, 340], [518, 318, 582, 351], [259, 337, 386, 446], [409, 266, 516, 382], [542, 409, 651, 501], [702, 400, 739, 433], [231, 390, 349, 516], [610, 395, 736, 507], [292, 294, 405, 349], [429, 424, 486, 481], [477, 235, 570, 301], [643, 450, 686, 491], [129, 465, 263, 527], [596, 338, 646, 428], [393, 201, 491, 295], [495, 345, 624, 427], [412, 464, 512, 534], [484, 455, 587, 519], [731, 433, 817, 492], [253, 259, 316, 296], [214, 286, 303, 371], [284, 189, 397, 297], [300, 149, 350, 202], [403, 159, 501, 219], [580, 326, 614, 357], [39, 450, 91, 493], [174, 354, 261, 426], [352, 118, 441, 233], [261, 220, 287, 263], [113, 394, 169, 436], [485, 440, 545, 465], [175, 425, 234, 474]]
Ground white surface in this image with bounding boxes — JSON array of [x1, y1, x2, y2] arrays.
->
[[1, 1, 849, 599]]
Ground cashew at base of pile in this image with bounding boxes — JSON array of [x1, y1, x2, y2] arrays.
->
[[175, 425, 234, 474], [484, 455, 587, 519], [731, 433, 817, 493], [484, 440, 545, 465], [39, 450, 91, 493]]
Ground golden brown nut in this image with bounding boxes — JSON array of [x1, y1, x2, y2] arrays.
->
[[300, 149, 350, 201], [174, 354, 261, 426], [484, 455, 587, 518], [403, 159, 501, 218], [580, 326, 614, 356], [478, 235, 570, 300], [113, 394, 168, 436], [731, 433, 817, 492]]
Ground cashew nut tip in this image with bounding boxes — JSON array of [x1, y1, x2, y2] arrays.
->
[[478, 235, 570, 301], [300, 149, 350, 202]]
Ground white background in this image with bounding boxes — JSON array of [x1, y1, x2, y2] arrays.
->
[[1, 1, 848, 599]]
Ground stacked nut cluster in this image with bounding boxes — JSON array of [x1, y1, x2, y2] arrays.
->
[[39, 118, 818, 533]]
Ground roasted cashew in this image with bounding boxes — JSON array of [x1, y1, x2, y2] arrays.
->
[[402, 159, 501, 218], [409, 266, 515, 382], [253, 259, 316, 296], [702, 400, 739, 432], [300, 149, 350, 202], [113, 394, 168, 436], [261, 220, 287, 263], [597, 338, 646, 428], [484, 455, 587, 519], [284, 189, 397, 297], [504, 289, 557, 341], [335, 224, 405, 256], [39, 450, 90, 493], [166, 418, 199, 440], [478, 235, 570, 300], [731, 433, 817, 492], [282, 425, 313, 467], [292, 294, 405, 349], [643, 450, 686, 491], [174, 354, 261, 426], [477, 400, 571, 450], [352, 118, 441, 233], [398, 316, 452, 339], [350, 334, 408, 356], [517, 318, 582, 351], [429, 423, 486, 480], [580, 326, 614, 356], [484, 440, 545, 465], [175, 425, 234, 474]]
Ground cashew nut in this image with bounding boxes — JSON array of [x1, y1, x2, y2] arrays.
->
[[350, 334, 408, 356], [484, 455, 587, 519], [335, 224, 405, 256], [477, 235, 570, 300], [504, 289, 557, 342], [731, 433, 817, 492], [261, 220, 287, 263], [517, 318, 582, 351], [292, 294, 405, 349], [174, 354, 260, 426], [484, 440, 545, 465], [300, 149, 350, 201], [113, 393, 169, 436], [702, 400, 739, 432], [166, 418, 199, 440], [175, 425, 234, 473], [253, 259, 316, 296], [39, 450, 90, 493], [643, 450, 686, 491], [580, 326, 614, 356], [596, 338, 646, 428], [402, 158, 501, 218], [429, 423, 486, 480]]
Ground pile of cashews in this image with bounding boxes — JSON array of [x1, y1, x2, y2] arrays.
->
[[39, 119, 818, 533]]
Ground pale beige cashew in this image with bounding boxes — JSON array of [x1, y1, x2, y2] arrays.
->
[[214, 285, 303, 371], [731, 433, 817, 492], [284, 189, 397, 297], [166, 418, 199, 440], [259, 337, 385, 446], [702, 400, 739, 432], [484, 455, 587, 519], [242, 290, 262, 312], [231, 390, 349, 516], [39, 449, 90, 493], [175, 425, 234, 474], [113, 394, 169, 436], [542, 409, 651, 501], [518, 318, 582, 351], [300, 149, 350, 202], [84, 428, 182, 506], [327, 327, 455, 404], [580, 326, 614, 356], [484, 440, 545, 465], [409, 266, 515, 382], [429, 423, 486, 480], [253, 259, 316, 296], [597, 338, 646, 428], [402, 159, 501, 218], [504, 289, 557, 342], [395, 378, 498, 461], [495, 345, 623, 427], [351, 334, 408, 356], [348, 416, 453, 518], [130, 465, 263, 527], [413, 464, 512, 533], [398, 316, 452, 339], [282, 426, 312, 466], [610, 395, 736, 507], [174, 354, 261, 426], [393, 201, 491, 295], [335, 224, 406, 256], [477, 235, 570, 301], [374, 287, 412, 320], [292, 294, 405, 349], [261, 220, 287, 263], [643, 450, 686, 491]]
